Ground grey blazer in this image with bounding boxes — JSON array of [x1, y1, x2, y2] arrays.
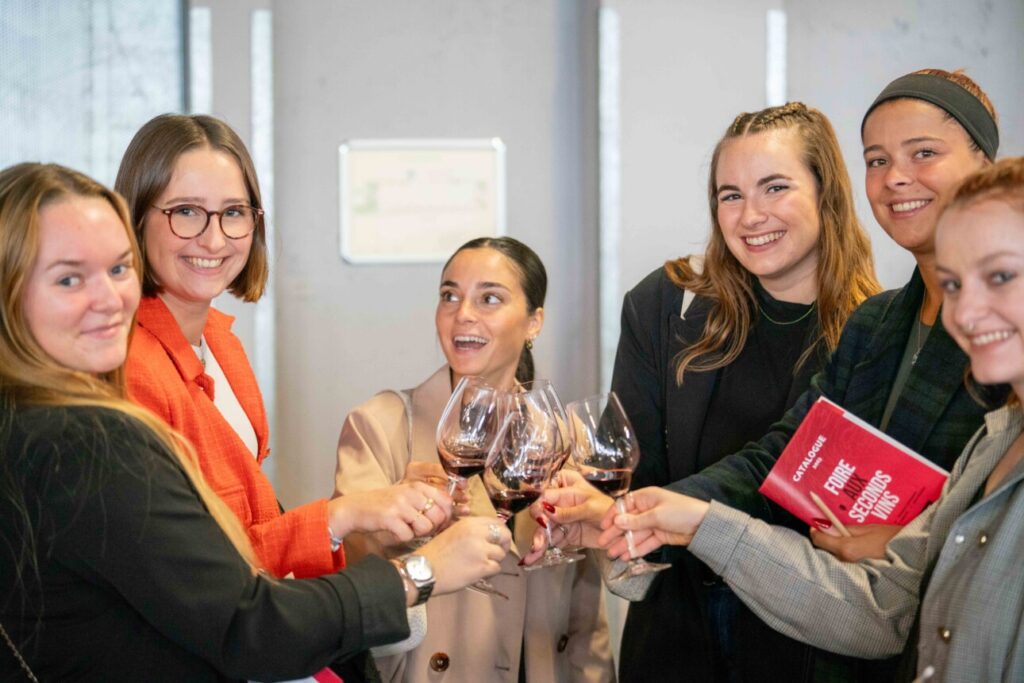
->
[[688, 403, 1024, 682]]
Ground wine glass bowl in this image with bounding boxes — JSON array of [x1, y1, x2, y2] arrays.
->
[[566, 392, 670, 580], [481, 408, 553, 521], [436, 376, 503, 495], [518, 379, 585, 570]]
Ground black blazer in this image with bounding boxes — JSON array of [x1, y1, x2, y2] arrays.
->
[[0, 405, 408, 682], [611, 267, 821, 683]]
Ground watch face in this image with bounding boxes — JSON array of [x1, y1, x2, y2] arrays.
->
[[406, 554, 434, 583]]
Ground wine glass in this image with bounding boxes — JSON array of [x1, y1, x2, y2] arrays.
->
[[474, 389, 561, 595], [518, 380, 585, 570], [436, 376, 503, 497], [565, 391, 670, 579]]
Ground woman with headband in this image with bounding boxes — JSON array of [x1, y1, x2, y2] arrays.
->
[[532, 69, 1005, 680]]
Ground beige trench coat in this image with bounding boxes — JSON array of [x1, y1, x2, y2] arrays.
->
[[335, 366, 615, 683]]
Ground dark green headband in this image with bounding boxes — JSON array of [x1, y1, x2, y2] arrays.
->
[[861, 73, 999, 161]]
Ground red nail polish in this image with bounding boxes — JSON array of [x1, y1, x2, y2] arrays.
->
[[535, 516, 548, 529], [542, 502, 556, 513], [518, 558, 527, 566], [812, 517, 831, 531]]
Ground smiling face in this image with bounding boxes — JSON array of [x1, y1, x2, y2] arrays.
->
[[863, 99, 988, 256], [435, 247, 543, 390], [715, 128, 822, 302], [937, 199, 1024, 396], [23, 196, 140, 374], [142, 147, 253, 310]]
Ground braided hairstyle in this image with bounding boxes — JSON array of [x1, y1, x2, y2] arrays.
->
[[666, 102, 880, 384]]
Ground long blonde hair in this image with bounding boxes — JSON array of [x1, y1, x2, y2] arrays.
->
[[667, 102, 880, 385], [0, 162, 259, 570]]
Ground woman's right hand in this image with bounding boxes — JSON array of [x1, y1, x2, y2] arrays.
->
[[597, 487, 709, 559], [328, 481, 453, 543], [402, 461, 471, 516], [417, 516, 510, 595]]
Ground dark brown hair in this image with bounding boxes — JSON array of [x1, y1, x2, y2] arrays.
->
[[115, 114, 268, 301]]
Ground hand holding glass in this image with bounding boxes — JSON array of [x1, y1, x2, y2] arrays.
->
[[518, 380, 585, 570], [565, 392, 670, 579]]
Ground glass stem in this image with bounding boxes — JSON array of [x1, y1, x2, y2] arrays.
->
[[543, 516, 558, 550], [616, 496, 639, 561], [446, 476, 460, 497]]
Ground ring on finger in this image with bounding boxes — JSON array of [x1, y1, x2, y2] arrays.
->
[[487, 523, 503, 545], [419, 498, 435, 515]]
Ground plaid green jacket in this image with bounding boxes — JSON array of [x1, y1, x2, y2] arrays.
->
[[669, 267, 1008, 523]]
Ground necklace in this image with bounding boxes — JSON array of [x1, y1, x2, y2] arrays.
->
[[911, 314, 927, 366], [759, 301, 816, 326]]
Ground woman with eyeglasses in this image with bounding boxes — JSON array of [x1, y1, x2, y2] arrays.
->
[[117, 115, 468, 587]]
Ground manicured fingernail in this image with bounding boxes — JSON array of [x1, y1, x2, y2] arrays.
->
[[812, 518, 831, 531], [518, 558, 527, 566], [535, 516, 548, 529], [542, 502, 556, 513]]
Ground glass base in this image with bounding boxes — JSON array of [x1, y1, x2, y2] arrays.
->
[[468, 579, 509, 600], [608, 558, 671, 582], [522, 548, 585, 571]]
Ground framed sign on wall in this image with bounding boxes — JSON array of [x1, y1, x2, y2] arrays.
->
[[338, 138, 507, 263]]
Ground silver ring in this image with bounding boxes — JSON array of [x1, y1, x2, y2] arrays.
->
[[487, 523, 503, 545], [419, 498, 435, 514]]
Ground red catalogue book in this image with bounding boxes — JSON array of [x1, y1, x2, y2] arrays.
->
[[758, 397, 949, 527]]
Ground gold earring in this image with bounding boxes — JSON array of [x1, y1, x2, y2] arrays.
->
[[526, 338, 534, 350]]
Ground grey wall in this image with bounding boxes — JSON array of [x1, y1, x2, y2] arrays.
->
[[608, 0, 1024, 323], [187, 0, 1024, 530], [785, 0, 1024, 288], [181, 0, 1024, 665], [271, 0, 601, 506]]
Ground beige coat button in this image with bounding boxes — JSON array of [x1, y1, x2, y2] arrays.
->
[[430, 652, 450, 672], [557, 634, 570, 653], [938, 626, 952, 643]]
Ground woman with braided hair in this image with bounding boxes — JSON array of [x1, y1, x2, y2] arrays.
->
[[605, 101, 880, 682]]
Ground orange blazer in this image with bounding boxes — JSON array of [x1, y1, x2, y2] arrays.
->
[[126, 296, 344, 578]]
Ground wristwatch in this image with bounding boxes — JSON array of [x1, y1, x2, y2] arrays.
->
[[396, 554, 435, 606]]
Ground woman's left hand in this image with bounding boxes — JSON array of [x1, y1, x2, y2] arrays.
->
[[521, 470, 615, 565]]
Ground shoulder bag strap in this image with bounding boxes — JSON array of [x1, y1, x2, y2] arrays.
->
[[0, 622, 39, 682]]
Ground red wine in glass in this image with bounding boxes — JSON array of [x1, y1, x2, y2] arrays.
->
[[438, 444, 489, 480], [582, 468, 632, 497], [487, 488, 542, 518]]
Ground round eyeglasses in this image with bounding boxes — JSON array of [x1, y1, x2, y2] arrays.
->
[[154, 204, 263, 240]]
